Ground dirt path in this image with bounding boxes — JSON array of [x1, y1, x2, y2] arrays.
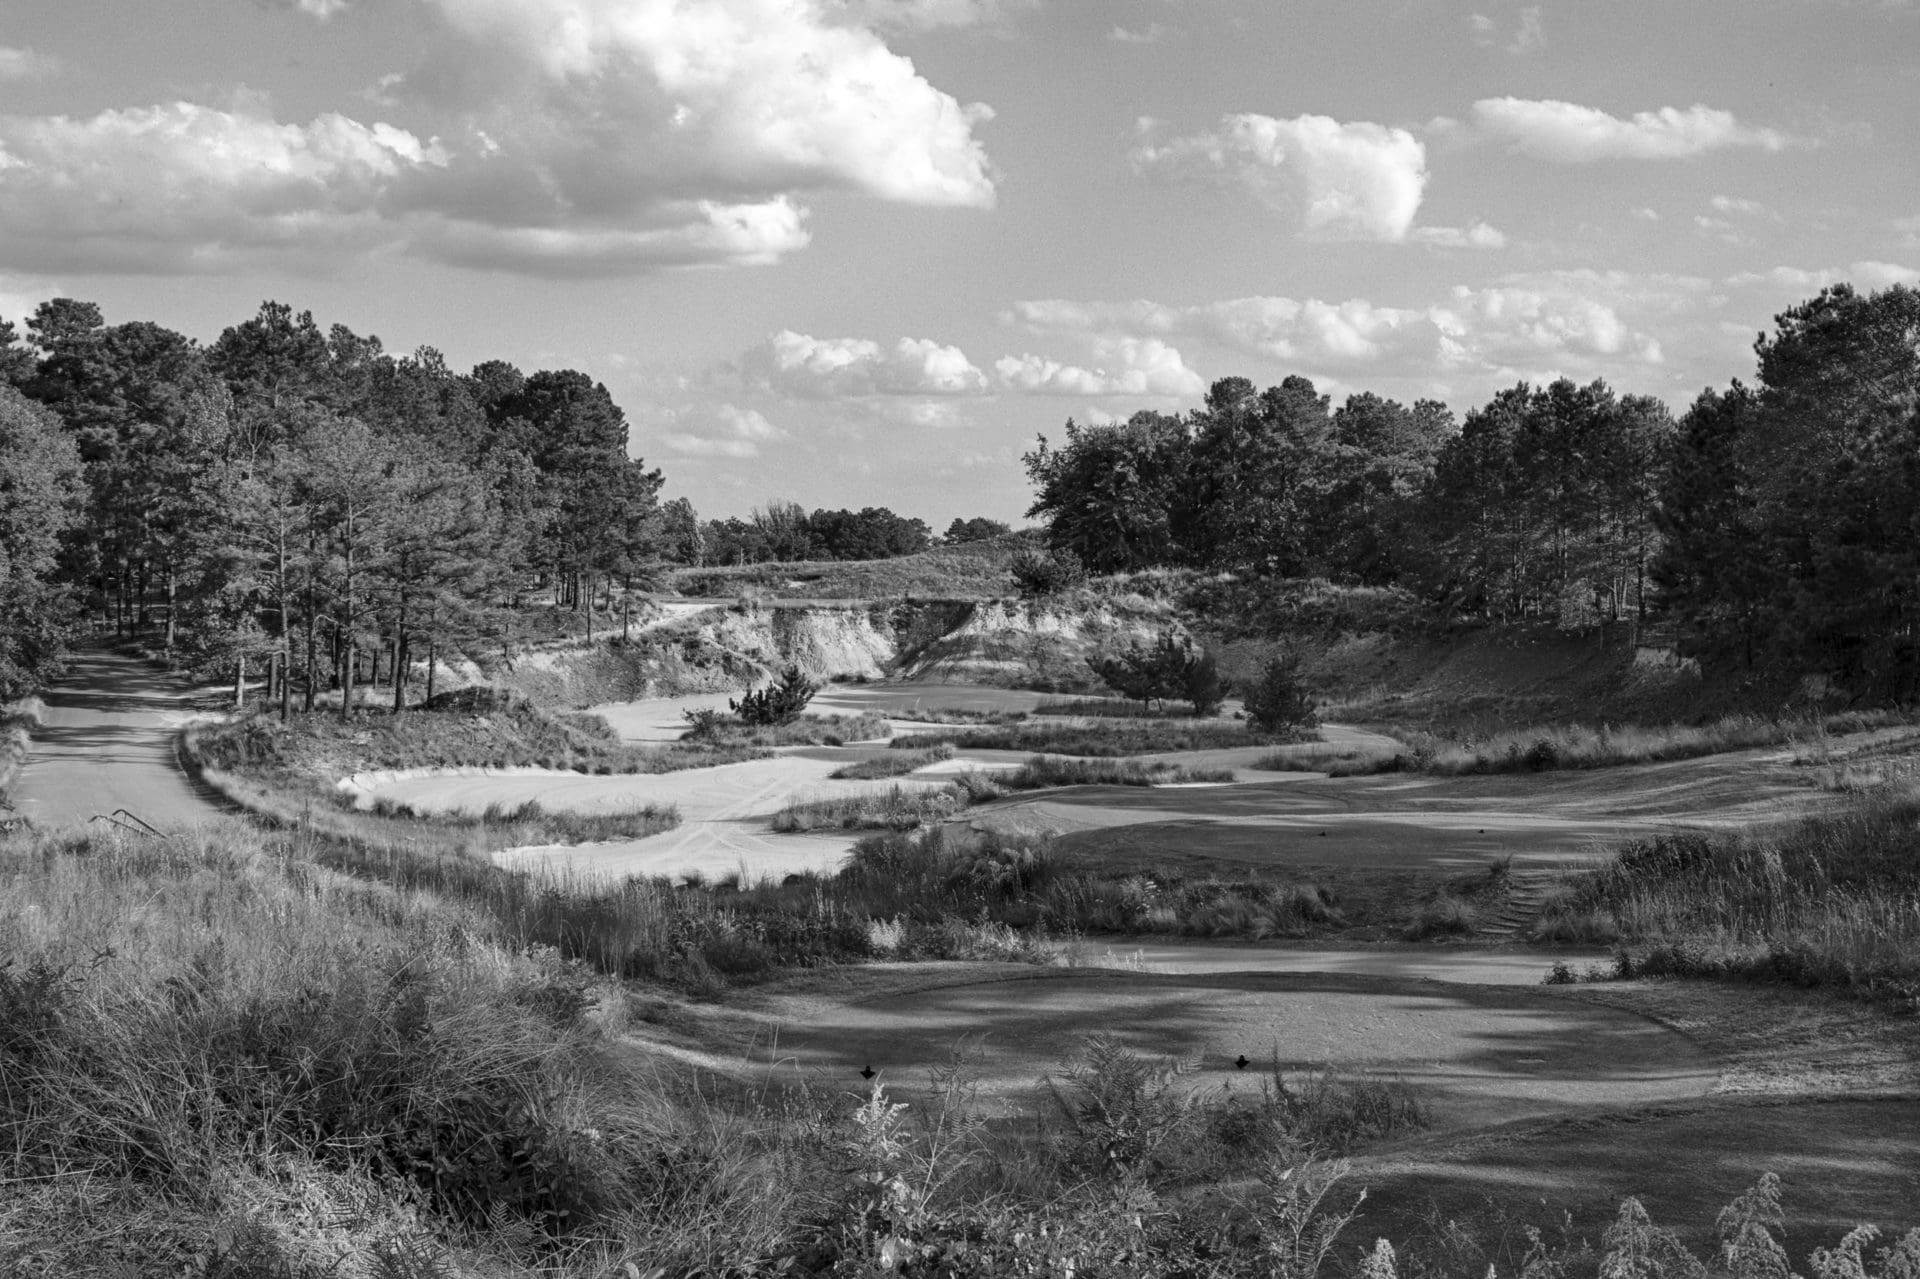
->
[[10, 646, 224, 833]]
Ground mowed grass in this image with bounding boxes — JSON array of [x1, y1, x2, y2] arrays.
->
[[1532, 789, 1920, 1006], [893, 719, 1301, 756]]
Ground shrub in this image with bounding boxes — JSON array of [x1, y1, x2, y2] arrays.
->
[[1010, 547, 1087, 597], [1244, 650, 1318, 736], [1088, 630, 1230, 716], [730, 664, 818, 726]]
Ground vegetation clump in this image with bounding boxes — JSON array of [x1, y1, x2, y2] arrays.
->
[[730, 663, 820, 726], [1532, 793, 1920, 1006], [831, 743, 957, 779], [1244, 649, 1319, 736], [1088, 629, 1230, 716], [1009, 545, 1088, 597]]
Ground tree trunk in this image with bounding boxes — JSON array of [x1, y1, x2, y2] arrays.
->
[[340, 641, 354, 722], [426, 637, 437, 705], [234, 655, 246, 710], [164, 567, 178, 650]]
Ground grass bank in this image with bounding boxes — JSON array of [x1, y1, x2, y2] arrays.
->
[[894, 719, 1303, 756], [1532, 790, 1920, 1007], [1255, 711, 1920, 778]]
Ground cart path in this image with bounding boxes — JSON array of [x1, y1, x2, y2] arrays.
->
[[10, 646, 224, 833]]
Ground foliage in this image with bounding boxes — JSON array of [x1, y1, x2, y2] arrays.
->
[[0, 386, 82, 696], [1008, 545, 1087, 597], [730, 663, 819, 726], [1243, 650, 1319, 735], [1088, 630, 1229, 715]]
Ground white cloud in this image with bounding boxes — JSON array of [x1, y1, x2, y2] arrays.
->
[[1010, 271, 1705, 386], [1893, 215, 1920, 250], [1632, 207, 1661, 222], [1470, 98, 1791, 161], [1131, 113, 1427, 241], [1472, 7, 1544, 53], [0, 47, 60, 80], [661, 402, 785, 457], [994, 337, 1205, 398], [746, 329, 989, 398], [839, 0, 1030, 30], [1109, 23, 1169, 44], [0, 102, 441, 271], [407, 0, 995, 208], [1710, 195, 1777, 219], [1409, 220, 1507, 249], [1727, 261, 1920, 291], [0, 0, 996, 275]]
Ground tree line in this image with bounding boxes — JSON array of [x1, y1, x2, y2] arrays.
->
[[0, 299, 663, 708], [1026, 283, 1920, 699]]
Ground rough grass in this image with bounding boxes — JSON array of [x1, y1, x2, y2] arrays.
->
[[195, 701, 771, 779], [365, 795, 680, 843], [892, 720, 1296, 756], [999, 755, 1237, 790], [695, 710, 891, 747], [771, 784, 967, 832], [830, 743, 956, 779], [1031, 697, 1206, 719], [1531, 791, 1920, 1006], [1256, 711, 1920, 778]]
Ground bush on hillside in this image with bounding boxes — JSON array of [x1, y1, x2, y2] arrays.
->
[[730, 664, 818, 725], [1010, 547, 1087, 598]]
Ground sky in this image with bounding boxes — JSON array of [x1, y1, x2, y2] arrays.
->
[[0, 0, 1916, 526]]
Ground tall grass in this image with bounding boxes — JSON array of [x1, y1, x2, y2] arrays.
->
[[772, 785, 966, 832], [1532, 791, 1920, 1005], [1031, 697, 1206, 719], [999, 755, 1236, 789], [830, 743, 956, 779]]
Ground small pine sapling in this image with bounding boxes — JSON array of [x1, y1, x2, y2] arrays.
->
[[731, 664, 819, 726]]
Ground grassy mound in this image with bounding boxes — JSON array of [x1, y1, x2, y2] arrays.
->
[[1532, 791, 1920, 1006], [830, 744, 956, 779]]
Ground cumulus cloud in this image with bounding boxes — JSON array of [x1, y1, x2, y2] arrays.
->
[[1710, 195, 1777, 219], [0, 103, 441, 271], [0, 0, 996, 274], [1408, 220, 1507, 249], [745, 329, 989, 398], [0, 47, 60, 80], [994, 337, 1205, 398], [1131, 113, 1427, 241], [660, 402, 785, 457], [1470, 98, 1791, 161], [1110, 23, 1169, 43], [1009, 271, 1703, 385]]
